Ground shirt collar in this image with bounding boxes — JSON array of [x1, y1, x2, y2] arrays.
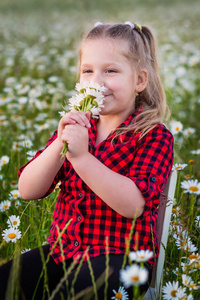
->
[[89, 107, 143, 146], [90, 106, 143, 131]]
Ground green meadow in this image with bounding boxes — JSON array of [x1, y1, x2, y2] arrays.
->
[[0, 0, 199, 299]]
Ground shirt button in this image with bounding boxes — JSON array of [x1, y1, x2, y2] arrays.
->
[[74, 241, 79, 247], [78, 215, 81, 221], [151, 177, 157, 182], [79, 192, 83, 198]]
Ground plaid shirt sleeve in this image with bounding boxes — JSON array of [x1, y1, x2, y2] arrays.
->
[[126, 124, 174, 216], [18, 130, 66, 198]]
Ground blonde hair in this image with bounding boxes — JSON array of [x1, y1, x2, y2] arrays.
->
[[79, 23, 170, 139]]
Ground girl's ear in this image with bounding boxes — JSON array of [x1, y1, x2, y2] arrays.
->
[[136, 69, 148, 93]]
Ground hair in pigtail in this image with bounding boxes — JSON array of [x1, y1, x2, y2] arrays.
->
[[130, 25, 170, 139]]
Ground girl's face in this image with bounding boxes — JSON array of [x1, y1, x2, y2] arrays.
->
[[80, 38, 147, 122]]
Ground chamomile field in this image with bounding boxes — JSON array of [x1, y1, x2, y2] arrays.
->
[[0, 0, 199, 299]]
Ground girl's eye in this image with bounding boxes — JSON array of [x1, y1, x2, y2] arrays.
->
[[83, 70, 92, 73], [106, 69, 117, 73]]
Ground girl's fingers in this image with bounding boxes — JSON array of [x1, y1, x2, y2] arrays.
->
[[61, 111, 91, 128]]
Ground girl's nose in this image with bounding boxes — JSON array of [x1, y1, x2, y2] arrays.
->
[[92, 72, 104, 87]]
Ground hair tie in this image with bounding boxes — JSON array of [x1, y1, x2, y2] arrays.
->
[[94, 22, 103, 27], [124, 21, 135, 29]]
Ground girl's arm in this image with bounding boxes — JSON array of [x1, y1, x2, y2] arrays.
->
[[71, 152, 145, 219], [18, 111, 91, 200], [18, 138, 65, 200]]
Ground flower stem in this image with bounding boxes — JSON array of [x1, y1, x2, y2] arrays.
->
[[60, 142, 68, 160]]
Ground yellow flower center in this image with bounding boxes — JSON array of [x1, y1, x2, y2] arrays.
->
[[3, 205, 8, 210], [41, 125, 45, 129], [189, 284, 197, 289], [175, 127, 180, 131], [13, 193, 18, 197], [139, 255, 145, 259], [189, 186, 199, 192], [115, 292, 123, 299], [175, 166, 182, 170], [172, 208, 177, 214], [13, 221, 18, 225], [8, 233, 16, 239], [196, 264, 200, 269], [189, 159, 194, 164], [170, 290, 177, 297], [189, 254, 198, 259], [3, 160, 7, 164], [131, 276, 139, 282]]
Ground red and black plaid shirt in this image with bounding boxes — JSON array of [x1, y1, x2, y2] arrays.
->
[[18, 109, 174, 268]]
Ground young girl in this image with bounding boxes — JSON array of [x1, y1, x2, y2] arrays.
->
[[0, 22, 173, 299]]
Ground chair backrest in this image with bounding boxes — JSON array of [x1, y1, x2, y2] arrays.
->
[[143, 170, 177, 299]]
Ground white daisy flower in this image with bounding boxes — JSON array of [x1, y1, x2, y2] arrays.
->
[[120, 264, 148, 288], [182, 274, 192, 287], [75, 81, 107, 93], [162, 281, 179, 299], [176, 286, 187, 299], [14, 200, 21, 208], [68, 93, 84, 109], [19, 139, 33, 148], [90, 106, 101, 117], [2, 228, 22, 243], [188, 252, 199, 264], [48, 76, 59, 82], [175, 237, 198, 253], [190, 149, 200, 155], [111, 286, 129, 300], [170, 120, 183, 135], [172, 163, 187, 171], [181, 179, 200, 195], [84, 87, 104, 101], [55, 181, 61, 189], [129, 249, 154, 262], [7, 215, 21, 229], [18, 96, 28, 104], [183, 127, 196, 137], [26, 150, 37, 160], [0, 200, 11, 212], [60, 81, 106, 159], [5, 77, 16, 86], [28, 88, 42, 99], [172, 267, 179, 276], [0, 155, 10, 167], [188, 281, 199, 291], [9, 189, 21, 199], [185, 295, 194, 300], [58, 111, 66, 117], [34, 123, 50, 132]]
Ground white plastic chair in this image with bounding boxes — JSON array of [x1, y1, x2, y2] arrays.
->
[[143, 170, 177, 300]]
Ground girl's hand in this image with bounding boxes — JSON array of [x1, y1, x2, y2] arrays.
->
[[58, 110, 91, 143], [58, 110, 91, 159], [63, 123, 89, 160]]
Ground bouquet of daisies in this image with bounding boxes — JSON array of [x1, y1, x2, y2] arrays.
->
[[60, 81, 106, 158]]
